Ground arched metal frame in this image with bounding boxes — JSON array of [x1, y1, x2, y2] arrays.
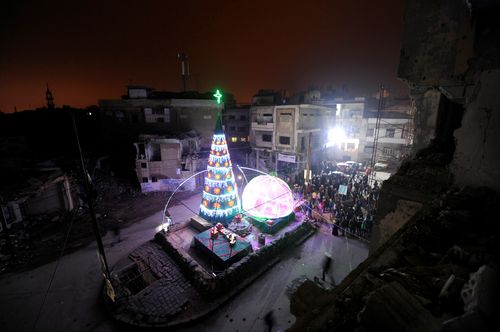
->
[[161, 165, 278, 231]]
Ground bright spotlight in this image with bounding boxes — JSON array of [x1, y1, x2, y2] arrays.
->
[[327, 127, 346, 145]]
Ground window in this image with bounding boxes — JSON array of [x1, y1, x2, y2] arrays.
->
[[138, 144, 145, 157], [152, 177, 158, 182], [231, 136, 238, 143], [2, 205, 16, 223], [240, 115, 247, 121], [229, 115, 236, 120], [386, 128, 395, 138], [366, 128, 374, 137], [229, 126, 236, 131], [150, 144, 161, 161], [237, 127, 246, 132], [163, 108, 170, 122], [141, 162, 147, 168], [279, 112, 292, 122], [19, 201, 28, 216], [383, 147, 395, 156], [364, 145, 374, 153], [279, 136, 290, 145], [156, 117, 165, 123], [401, 125, 408, 138], [152, 108, 164, 115], [346, 143, 355, 150], [142, 177, 148, 183], [262, 134, 272, 142]]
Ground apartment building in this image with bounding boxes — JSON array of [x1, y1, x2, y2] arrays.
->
[[249, 103, 335, 178], [360, 99, 414, 167]]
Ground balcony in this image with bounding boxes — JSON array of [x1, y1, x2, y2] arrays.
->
[[251, 121, 274, 131]]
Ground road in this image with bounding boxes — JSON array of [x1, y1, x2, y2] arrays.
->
[[0, 192, 368, 332]]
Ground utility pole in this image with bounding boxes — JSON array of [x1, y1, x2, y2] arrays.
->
[[369, 85, 385, 185], [304, 132, 312, 198], [71, 112, 111, 279]]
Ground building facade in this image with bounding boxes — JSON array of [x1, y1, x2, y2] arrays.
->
[[1, 171, 76, 232], [316, 97, 367, 162], [133, 134, 202, 193], [249, 103, 335, 179], [360, 99, 414, 168], [98, 86, 220, 148], [222, 105, 251, 145], [221, 105, 251, 166], [314, 96, 414, 168]]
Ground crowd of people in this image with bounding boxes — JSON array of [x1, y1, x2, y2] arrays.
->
[[289, 161, 380, 241]]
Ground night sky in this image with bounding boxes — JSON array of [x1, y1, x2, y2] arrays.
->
[[0, 0, 406, 112]]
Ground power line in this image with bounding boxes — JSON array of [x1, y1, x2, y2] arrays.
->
[[31, 210, 76, 332]]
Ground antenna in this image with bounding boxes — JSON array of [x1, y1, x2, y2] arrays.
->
[[177, 52, 190, 92]]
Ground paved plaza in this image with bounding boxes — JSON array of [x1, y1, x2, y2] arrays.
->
[[0, 192, 368, 331]]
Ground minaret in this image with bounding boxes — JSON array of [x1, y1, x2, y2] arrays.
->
[[46, 84, 55, 109]]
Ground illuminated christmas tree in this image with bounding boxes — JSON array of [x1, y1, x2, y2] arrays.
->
[[199, 91, 241, 224]]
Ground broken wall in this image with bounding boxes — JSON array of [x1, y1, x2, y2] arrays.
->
[[371, 0, 500, 251]]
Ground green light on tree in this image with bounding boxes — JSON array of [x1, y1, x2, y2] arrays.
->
[[213, 89, 223, 104]]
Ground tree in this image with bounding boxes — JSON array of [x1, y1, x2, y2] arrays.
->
[[199, 112, 241, 224]]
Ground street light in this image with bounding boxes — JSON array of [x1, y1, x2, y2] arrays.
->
[[162, 209, 171, 233], [327, 126, 346, 147]]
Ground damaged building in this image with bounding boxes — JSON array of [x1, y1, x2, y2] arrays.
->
[[289, 0, 500, 331], [133, 132, 202, 193], [0, 169, 77, 232], [98, 86, 222, 149]]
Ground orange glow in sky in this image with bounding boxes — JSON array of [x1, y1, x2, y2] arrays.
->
[[0, 0, 406, 112]]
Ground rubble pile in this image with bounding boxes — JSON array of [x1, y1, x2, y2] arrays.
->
[[0, 210, 94, 274], [290, 187, 500, 331]]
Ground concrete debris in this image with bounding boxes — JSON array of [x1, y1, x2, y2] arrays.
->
[[461, 265, 499, 319], [358, 281, 440, 332], [441, 310, 491, 332]]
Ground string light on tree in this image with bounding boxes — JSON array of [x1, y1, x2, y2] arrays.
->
[[199, 90, 241, 224]]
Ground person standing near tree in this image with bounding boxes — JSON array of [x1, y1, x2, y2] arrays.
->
[[111, 223, 121, 246], [331, 218, 339, 236]]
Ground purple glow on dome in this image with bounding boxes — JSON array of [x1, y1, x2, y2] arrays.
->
[[242, 175, 294, 219]]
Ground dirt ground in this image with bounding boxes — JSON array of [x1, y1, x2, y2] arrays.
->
[[0, 175, 199, 276]]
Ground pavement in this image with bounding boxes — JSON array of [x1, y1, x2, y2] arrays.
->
[[0, 192, 369, 332]]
